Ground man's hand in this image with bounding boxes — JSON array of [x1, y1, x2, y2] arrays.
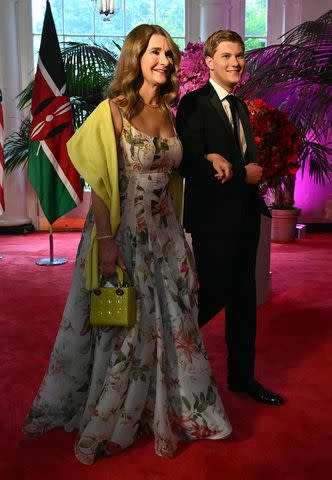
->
[[206, 153, 233, 184], [245, 162, 263, 184]]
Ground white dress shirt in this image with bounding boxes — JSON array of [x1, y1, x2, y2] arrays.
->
[[209, 78, 247, 157]]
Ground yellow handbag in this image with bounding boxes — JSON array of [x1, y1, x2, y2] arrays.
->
[[90, 266, 137, 327]]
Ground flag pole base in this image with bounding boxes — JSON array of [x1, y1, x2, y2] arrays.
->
[[36, 258, 67, 266], [36, 227, 67, 265]]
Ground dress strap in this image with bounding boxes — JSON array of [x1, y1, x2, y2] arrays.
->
[[169, 110, 179, 138], [109, 100, 129, 139], [167, 109, 178, 138], [113, 102, 132, 129]]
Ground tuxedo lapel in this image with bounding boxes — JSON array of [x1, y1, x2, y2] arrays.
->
[[209, 92, 234, 138], [237, 102, 257, 164]]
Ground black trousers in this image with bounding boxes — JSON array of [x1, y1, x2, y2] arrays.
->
[[191, 204, 261, 387]]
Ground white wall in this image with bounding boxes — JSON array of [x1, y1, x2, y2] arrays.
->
[[301, 0, 331, 22]]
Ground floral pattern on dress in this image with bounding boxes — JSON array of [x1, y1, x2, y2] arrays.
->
[[23, 113, 231, 465]]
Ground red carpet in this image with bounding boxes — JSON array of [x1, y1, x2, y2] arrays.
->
[[1, 232, 332, 480]]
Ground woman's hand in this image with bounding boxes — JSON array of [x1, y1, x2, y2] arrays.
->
[[98, 238, 126, 277]]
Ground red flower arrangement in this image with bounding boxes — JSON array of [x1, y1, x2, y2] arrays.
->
[[245, 98, 302, 187]]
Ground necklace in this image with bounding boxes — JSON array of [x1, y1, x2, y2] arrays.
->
[[139, 99, 161, 109]]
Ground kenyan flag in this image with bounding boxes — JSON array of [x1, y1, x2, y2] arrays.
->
[[28, 0, 82, 225]]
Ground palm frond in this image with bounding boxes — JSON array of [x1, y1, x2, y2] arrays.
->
[[298, 142, 332, 184], [17, 82, 34, 110], [282, 11, 332, 45], [61, 41, 117, 99], [61, 41, 118, 127], [4, 118, 31, 173], [112, 40, 122, 52]]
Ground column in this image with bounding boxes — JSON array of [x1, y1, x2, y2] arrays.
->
[[230, 0, 245, 41], [0, 0, 33, 228], [186, 0, 201, 43], [267, 0, 284, 45], [282, 0, 302, 38], [199, 0, 232, 41], [199, 0, 246, 42]]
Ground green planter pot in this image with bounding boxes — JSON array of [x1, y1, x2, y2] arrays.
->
[[271, 208, 301, 243]]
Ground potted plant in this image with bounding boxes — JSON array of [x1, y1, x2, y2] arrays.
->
[[237, 10, 332, 240], [245, 98, 303, 242]]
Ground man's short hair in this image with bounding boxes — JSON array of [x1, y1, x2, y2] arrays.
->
[[204, 30, 245, 58]]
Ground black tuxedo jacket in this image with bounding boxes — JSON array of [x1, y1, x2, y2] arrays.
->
[[176, 82, 270, 233]]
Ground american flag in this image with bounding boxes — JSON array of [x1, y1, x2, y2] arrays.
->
[[0, 89, 5, 215]]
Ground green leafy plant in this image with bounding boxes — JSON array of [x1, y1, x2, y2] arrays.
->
[[3, 118, 31, 173]]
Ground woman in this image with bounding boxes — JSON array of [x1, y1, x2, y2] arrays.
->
[[23, 24, 231, 465]]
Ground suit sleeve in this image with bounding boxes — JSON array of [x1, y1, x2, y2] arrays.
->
[[176, 95, 205, 179], [176, 93, 247, 184]]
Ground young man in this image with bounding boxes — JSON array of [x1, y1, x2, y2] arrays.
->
[[176, 30, 283, 405]]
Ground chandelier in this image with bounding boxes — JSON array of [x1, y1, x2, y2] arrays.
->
[[90, 1, 115, 21]]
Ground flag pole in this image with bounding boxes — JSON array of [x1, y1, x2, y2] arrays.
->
[[29, 1, 82, 266], [1, 88, 6, 251], [36, 224, 67, 266], [50, 223, 54, 262]]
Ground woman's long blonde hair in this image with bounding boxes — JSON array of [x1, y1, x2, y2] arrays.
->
[[108, 24, 180, 120]]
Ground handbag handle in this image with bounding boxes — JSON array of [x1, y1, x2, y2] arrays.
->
[[114, 265, 131, 287], [99, 265, 131, 288]]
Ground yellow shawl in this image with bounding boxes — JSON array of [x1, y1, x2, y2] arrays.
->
[[67, 99, 183, 290]]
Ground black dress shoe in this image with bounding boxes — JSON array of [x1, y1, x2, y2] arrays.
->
[[229, 381, 284, 406]]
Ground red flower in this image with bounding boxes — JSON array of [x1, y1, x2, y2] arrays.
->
[[151, 195, 169, 217], [190, 421, 219, 439], [173, 330, 197, 363], [169, 408, 193, 433], [180, 257, 189, 277], [245, 99, 302, 185]]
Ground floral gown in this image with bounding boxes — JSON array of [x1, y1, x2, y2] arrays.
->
[[23, 114, 231, 465]]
